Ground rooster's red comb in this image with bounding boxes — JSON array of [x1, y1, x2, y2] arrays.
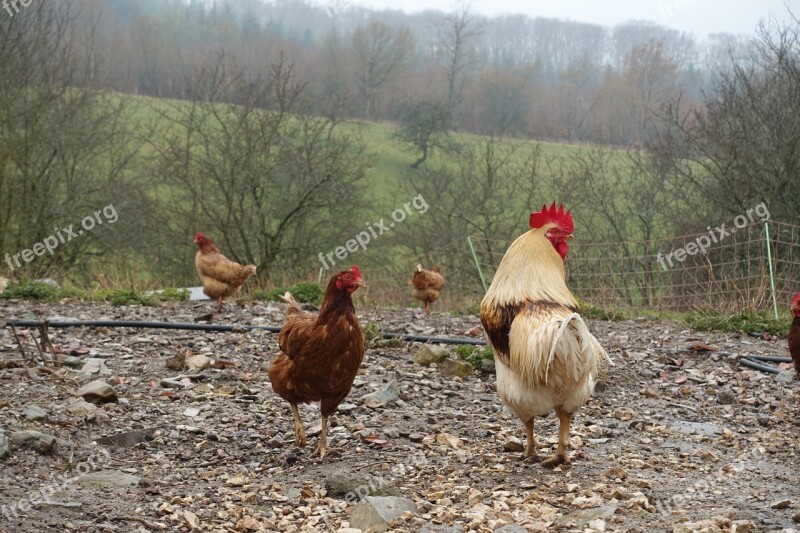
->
[[529, 202, 574, 233], [351, 265, 362, 278]]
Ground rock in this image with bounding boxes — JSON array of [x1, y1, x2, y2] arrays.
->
[[34, 278, 60, 289], [10, 430, 57, 453], [76, 380, 117, 404], [267, 435, 284, 448], [67, 397, 99, 417], [494, 526, 528, 533], [22, 404, 47, 421], [362, 381, 400, 409], [350, 496, 417, 533], [183, 510, 200, 530], [604, 466, 628, 480], [58, 355, 84, 368], [187, 353, 211, 372], [81, 358, 111, 375], [757, 414, 770, 427], [325, 469, 401, 500], [413, 345, 449, 366], [337, 403, 357, 414], [75, 470, 140, 488], [95, 428, 156, 448], [0, 430, 10, 460], [480, 358, 496, 373], [438, 359, 474, 379], [336, 529, 363, 533], [793, 511, 800, 523], [776, 370, 795, 383], [503, 436, 525, 452], [717, 389, 736, 404], [770, 499, 791, 510]]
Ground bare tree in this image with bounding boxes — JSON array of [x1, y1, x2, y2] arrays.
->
[[435, 6, 486, 127], [394, 100, 452, 168], [155, 55, 371, 281], [352, 19, 414, 118]]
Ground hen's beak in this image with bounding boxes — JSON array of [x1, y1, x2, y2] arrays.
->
[[565, 234, 574, 241], [357, 278, 367, 289]]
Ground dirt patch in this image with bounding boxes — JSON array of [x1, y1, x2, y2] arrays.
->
[[1, 300, 798, 532]]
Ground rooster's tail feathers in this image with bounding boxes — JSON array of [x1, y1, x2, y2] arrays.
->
[[509, 313, 612, 387]]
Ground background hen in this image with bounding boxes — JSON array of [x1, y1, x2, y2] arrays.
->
[[480, 202, 611, 466], [268, 265, 366, 458], [790, 292, 800, 377], [194, 232, 257, 312], [411, 264, 445, 314]]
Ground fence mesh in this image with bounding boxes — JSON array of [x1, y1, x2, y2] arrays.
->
[[468, 221, 800, 313]]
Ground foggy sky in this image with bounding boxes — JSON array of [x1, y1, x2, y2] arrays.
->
[[336, 0, 799, 37]]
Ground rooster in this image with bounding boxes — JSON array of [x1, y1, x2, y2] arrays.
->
[[194, 232, 257, 313], [411, 265, 445, 314], [790, 292, 800, 377], [268, 266, 366, 458], [480, 202, 611, 466]]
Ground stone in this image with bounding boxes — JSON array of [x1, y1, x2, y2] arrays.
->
[[717, 389, 736, 404], [770, 499, 791, 510], [350, 496, 417, 533], [81, 358, 111, 375], [362, 381, 399, 409], [480, 358, 496, 373], [494, 526, 528, 533], [504, 436, 525, 452], [76, 380, 117, 404], [10, 430, 57, 453], [325, 469, 400, 500], [413, 345, 449, 366], [75, 470, 140, 488], [187, 354, 211, 372], [22, 404, 47, 421], [438, 359, 474, 379], [0, 430, 10, 460]]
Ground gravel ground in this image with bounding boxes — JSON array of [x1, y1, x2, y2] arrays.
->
[[1, 298, 799, 533]]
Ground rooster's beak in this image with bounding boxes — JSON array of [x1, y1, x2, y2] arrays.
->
[[565, 234, 574, 241], [357, 278, 367, 289]]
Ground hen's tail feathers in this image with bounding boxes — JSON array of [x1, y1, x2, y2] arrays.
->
[[511, 313, 613, 387], [280, 291, 302, 316]]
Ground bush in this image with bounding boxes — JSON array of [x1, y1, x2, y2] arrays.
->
[[685, 309, 790, 337], [454, 345, 494, 366], [105, 289, 151, 306], [1, 280, 59, 300], [153, 288, 190, 301], [254, 283, 324, 305]]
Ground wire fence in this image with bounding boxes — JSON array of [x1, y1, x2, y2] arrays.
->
[[468, 221, 800, 313]]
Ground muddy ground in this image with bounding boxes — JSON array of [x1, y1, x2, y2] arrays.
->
[[0, 298, 799, 532]]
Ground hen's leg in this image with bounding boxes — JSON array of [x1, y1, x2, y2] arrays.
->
[[314, 415, 341, 458], [424, 302, 430, 314], [290, 403, 307, 448], [523, 417, 538, 461], [216, 296, 224, 313], [542, 409, 572, 467]]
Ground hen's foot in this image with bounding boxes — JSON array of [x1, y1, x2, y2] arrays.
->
[[314, 443, 342, 459], [541, 454, 570, 468]]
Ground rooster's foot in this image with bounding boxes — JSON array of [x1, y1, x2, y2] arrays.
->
[[522, 452, 539, 463], [541, 454, 570, 468]]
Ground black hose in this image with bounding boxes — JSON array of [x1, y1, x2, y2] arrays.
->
[[740, 357, 782, 374], [3, 319, 487, 346], [742, 355, 792, 363]]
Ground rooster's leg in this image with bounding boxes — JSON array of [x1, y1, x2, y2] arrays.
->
[[523, 417, 538, 461], [314, 415, 341, 459], [542, 409, 572, 467], [290, 403, 307, 448]]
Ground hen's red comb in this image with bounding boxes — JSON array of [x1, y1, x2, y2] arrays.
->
[[529, 202, 574, 233]]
